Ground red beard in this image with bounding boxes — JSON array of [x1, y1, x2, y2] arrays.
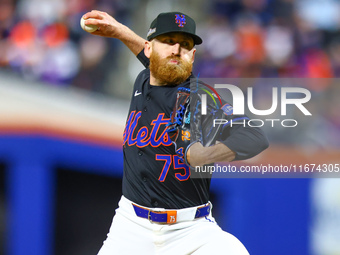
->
[[149, 51, 192, 85]]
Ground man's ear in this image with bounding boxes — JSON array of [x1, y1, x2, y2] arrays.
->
[[191, 48, 196, 63], [144, 41, 152, 58]]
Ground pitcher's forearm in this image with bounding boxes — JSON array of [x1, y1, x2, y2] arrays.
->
[[187, 142, 236, 167], [82, 10, 146, 56]]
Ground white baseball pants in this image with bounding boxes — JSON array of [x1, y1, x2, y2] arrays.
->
[[97, 196, 249, 255]]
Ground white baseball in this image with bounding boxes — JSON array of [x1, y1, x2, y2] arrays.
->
[[80, 17, 98, 33]]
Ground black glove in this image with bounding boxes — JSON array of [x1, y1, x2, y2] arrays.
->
[[166, 87, 225, 167], [166, 87, 196, 165]]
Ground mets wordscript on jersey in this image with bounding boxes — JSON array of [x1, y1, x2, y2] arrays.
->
[[123, 111, 172, 147]]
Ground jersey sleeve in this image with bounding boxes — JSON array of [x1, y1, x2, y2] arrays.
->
[[220, 120, 269, 161], [137, 50, 150, 68]]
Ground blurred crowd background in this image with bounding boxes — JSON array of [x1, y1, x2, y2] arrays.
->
[[2, 0, 340, 91], [1, 0, 340, 148]]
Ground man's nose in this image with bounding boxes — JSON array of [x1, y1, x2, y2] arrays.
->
[[171, 43, 181, 55]]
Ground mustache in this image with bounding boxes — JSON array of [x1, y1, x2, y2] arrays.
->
[[166, 56, 181, 62]]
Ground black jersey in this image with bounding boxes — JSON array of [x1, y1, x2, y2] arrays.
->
[[122, 51, 268, 209]]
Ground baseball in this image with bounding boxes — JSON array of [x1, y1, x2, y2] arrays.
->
[[80, 17, 98, 33]]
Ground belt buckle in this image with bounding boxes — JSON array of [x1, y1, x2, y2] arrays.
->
[[147, 209, 164, 224], [147, 209, 153, 223]]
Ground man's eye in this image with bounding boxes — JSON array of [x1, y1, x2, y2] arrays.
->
[[165, 39, 174, 44], [181, 41, 193, 49], [181, 42, 189, 47]]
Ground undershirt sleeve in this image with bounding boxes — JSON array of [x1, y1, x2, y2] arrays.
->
[[137, 50, 150, 68]]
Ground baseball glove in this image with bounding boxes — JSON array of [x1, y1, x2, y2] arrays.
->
[[166, 86, 225, 167]]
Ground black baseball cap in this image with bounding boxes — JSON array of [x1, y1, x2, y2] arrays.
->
[[147, 12, 203, 45]]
